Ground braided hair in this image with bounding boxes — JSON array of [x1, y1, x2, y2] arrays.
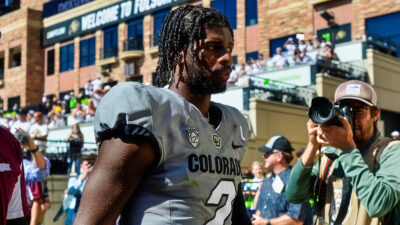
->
[[155, 5, 233, 87]]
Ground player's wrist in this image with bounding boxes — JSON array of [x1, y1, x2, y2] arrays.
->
[[266, 218, 271, 225]]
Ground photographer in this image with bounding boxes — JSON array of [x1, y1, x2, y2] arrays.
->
[[286, 80, 400, 225], [62, 154, 96, 225]]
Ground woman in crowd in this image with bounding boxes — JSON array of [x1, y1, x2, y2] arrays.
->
[[65, 124, 84, 174]]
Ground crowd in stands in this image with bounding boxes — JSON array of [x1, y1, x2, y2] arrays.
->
[[227, 36, 340, 86], [0, 77, 113, 131]]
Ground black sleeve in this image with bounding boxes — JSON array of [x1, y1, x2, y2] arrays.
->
[[231, 182, 252, 225]]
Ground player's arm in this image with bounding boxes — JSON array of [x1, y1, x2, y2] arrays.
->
[[74, 136, 156, 225], [232, 182, 252, 225]]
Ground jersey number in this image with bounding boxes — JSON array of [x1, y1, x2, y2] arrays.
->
[[205, 179, 236, 225]]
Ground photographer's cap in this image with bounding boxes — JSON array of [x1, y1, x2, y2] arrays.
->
[[258, 136, 293, 153], [334, 80, 377, 106]]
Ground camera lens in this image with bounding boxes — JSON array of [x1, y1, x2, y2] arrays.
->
[[309, 97, 334, 124]]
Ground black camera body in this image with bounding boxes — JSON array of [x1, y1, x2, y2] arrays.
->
[[308, 97, 353, 129], [14, 131, 29, 146]]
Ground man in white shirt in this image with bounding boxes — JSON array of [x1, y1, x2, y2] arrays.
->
[[272, 47, 289, 69], [11, 109, 31, 134], [84, 79, 93, 97], [29, 112, 48, 152], [227, 66, 238, 87], [284, 38, 296, 55], [91, 77, 103, 91]]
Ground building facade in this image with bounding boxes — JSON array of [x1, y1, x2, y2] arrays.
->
[[1, 0, 400, 111], [0, 0, 47, 111]]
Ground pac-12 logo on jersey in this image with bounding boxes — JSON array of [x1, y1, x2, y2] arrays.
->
[[212, 134, 221, 148], [187, 127, 199, 147]]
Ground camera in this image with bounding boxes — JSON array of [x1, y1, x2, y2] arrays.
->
[[308, 97, 353, 129], [14, 131, 29, 146]]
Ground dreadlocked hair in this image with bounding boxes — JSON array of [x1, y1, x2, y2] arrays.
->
[[155, 5, 234, 87]]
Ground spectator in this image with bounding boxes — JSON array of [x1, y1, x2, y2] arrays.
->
[[300, 48, 313, 64], [312, 36, 321, 49], [69, 92, 77, 111], [48, 112, 65, 129], [284, 37, 296, 55], [62, 154, 96, 225], [29, 112, 48, 152], [84, 79, 93, 97], [298, 39, 307, 52], [252, 136, 311, 225], [86, 87, 104, 121], [10, 115, 17, 129], [256, 53, 267, 71], [272, 47, 288, 69], [245, 60, 253, 75], [238, 63, 247, 76], [317, 43, 338, 73], [11, 109, 31, 134], [91, 76, 103, 91], [316, 42, 331, 62], [328, 44, 339, 61], [319, 37, 327, 49], [250, 58, 260, 74], [292, 47, 302, 65], [306, 39, 314, 52], [66, 124, 84, 175], [27, 110, 35, 125], [6, 115, 13, 128], [243, 161, 264, 217], [89, 87, 104, 111], [71, 102, 86, 124], [60, 100, 69, 116], [227, 66, 238, 87], [53, 101, 62, 114], [391, 130, 400, 140], [0, 110, 8, 129]]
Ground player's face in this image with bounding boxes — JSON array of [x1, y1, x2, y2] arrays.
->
[[340, 100, 379, 144], [185, 26, 233, 95]]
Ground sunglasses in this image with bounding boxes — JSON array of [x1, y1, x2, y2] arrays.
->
[[263, 151, 280, 158]]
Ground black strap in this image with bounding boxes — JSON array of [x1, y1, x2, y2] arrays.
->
[[313, 158, 334, 225], [330, 177, 352, 225], [313, 154, 352, 225]]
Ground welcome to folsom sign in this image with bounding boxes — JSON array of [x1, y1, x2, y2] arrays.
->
[[42, 0, 188, 46]]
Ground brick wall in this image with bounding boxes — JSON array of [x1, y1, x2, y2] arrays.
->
[[0, 8, 43, 109]]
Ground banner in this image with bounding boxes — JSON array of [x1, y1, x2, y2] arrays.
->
[[43, 0, 188, 46]]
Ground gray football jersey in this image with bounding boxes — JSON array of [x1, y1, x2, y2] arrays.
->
[[95, 82, 249, 225]]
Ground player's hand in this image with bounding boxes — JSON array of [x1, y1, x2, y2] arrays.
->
[[318, 116, 356, 152], [251, 214, 267, 225]]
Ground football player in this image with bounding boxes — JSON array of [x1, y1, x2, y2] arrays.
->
[[75, 5, 251, 225]]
